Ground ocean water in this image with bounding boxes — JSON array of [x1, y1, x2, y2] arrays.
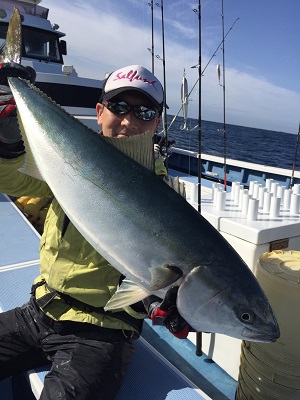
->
[[161, 115, 300, 171]]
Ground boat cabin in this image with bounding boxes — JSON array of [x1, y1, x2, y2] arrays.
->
[[0, 0, 66, 64]]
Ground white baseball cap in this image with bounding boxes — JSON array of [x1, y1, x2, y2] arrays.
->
[[101, 65, 164, 111]]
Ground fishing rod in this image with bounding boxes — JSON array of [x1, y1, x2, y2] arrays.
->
[[166, 17, 239, 133], [155, 0, 168, 169], [221, 0, 227, 189], [193, 2, 202, 215], [192, 17, 239, 78], [193, 0, 203, 358], [147, 1, 155, 74], [290, 122, 300, 189]]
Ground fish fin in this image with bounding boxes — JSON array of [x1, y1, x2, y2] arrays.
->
[[104, 279, 150, 311], [149, 265, 182, 290], [16, 110, 45, 181], [0, 8, 22, 64], [104, 265, 182, 311], [103, 131, 154, 171]]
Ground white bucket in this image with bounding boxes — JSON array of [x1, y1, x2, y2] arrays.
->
[[240, 344, 300, 397], [245, 341, 300, 386], [238, 365, 295, 400], [254, 250, 300, 360], [236, 250, 300, 399]]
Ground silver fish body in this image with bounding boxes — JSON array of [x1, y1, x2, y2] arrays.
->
[[9, 77, 280, 342]]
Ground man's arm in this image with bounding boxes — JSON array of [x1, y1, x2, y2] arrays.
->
[[0, 63, 51, 198], [0, 62, 35, 159]]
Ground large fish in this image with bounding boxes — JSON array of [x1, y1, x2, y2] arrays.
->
[[8, 76, 279, 343], [5, 8, 279, 342]]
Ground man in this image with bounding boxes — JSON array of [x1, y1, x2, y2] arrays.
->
[[0, 64, 190, 400]]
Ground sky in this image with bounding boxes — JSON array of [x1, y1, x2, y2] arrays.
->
[[41, 0, 300, 134]]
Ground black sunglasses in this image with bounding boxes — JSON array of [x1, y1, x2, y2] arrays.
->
[[102, 100, 159, 121]]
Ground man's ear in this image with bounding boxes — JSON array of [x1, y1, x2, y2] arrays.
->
[[96, 103, 104, 125], [155, 117, 161, 131]]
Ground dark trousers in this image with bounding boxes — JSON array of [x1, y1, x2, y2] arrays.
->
[[0, 298, 137, 400]]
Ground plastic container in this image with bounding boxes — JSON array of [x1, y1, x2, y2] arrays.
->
[[245, 341, 300, 384], [236, 250, 300, 399], [241, 344, 300, 394], [254, 250, 300, 360]]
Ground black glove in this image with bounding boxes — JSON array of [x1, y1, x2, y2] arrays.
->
[[0, 62, 36, 86], [143, 286, 191, 339], [0, 63, 35, 158], [0, 62, 36, 120]]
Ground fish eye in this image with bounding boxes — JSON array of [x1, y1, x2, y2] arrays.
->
[[239, 310, 254, 323]]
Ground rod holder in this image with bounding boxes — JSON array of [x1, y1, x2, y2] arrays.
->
[[290, 193, 300, 215], [247, 198, 259, 221], [263, 192, 272, 213], [216, 190, 226, 211], [283, 189, 292, 210], [270, 196, 281, 218]]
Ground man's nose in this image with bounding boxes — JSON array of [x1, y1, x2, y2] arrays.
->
[[120, 110, 137, 125]]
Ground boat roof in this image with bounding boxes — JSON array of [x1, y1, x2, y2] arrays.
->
[[1, 0, 47, 18], [0, 1, 65, 37]]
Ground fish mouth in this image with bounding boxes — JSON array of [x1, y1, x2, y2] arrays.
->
[[241, 326, 280, 343]]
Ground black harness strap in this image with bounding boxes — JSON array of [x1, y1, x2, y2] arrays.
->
[[49, 215, 143, 333], [31, 281, 143, 334], [61, 214, 70, 238]]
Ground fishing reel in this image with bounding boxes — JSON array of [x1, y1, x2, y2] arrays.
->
[[154, 133, 175, 160]]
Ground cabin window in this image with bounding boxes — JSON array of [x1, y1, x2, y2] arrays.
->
[[0, 23, 63, 63], [23, 28, 62, 63]]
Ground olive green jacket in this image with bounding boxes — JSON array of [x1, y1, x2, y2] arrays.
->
[[0, 154, 167, 332]]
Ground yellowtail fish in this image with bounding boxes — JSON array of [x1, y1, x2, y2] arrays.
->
[[6, 8, 280, 342]]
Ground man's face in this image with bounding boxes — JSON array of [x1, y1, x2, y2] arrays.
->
[[96, 91, 161, 138]]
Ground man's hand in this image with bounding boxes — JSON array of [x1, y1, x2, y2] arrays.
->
[[0, 62, 36, 120], [143, 287, 191, 339], [0, 63, 35, 158], [0, 62, 36, 86]]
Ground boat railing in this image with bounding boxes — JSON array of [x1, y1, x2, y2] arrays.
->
[[171, 146, 300, 178], [169, 146, 300, 188]]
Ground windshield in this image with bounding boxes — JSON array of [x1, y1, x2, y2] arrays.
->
[[23, 27, 62, 63]]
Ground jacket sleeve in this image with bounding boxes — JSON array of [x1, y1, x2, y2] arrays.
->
[[0, 155, 52, 198]]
